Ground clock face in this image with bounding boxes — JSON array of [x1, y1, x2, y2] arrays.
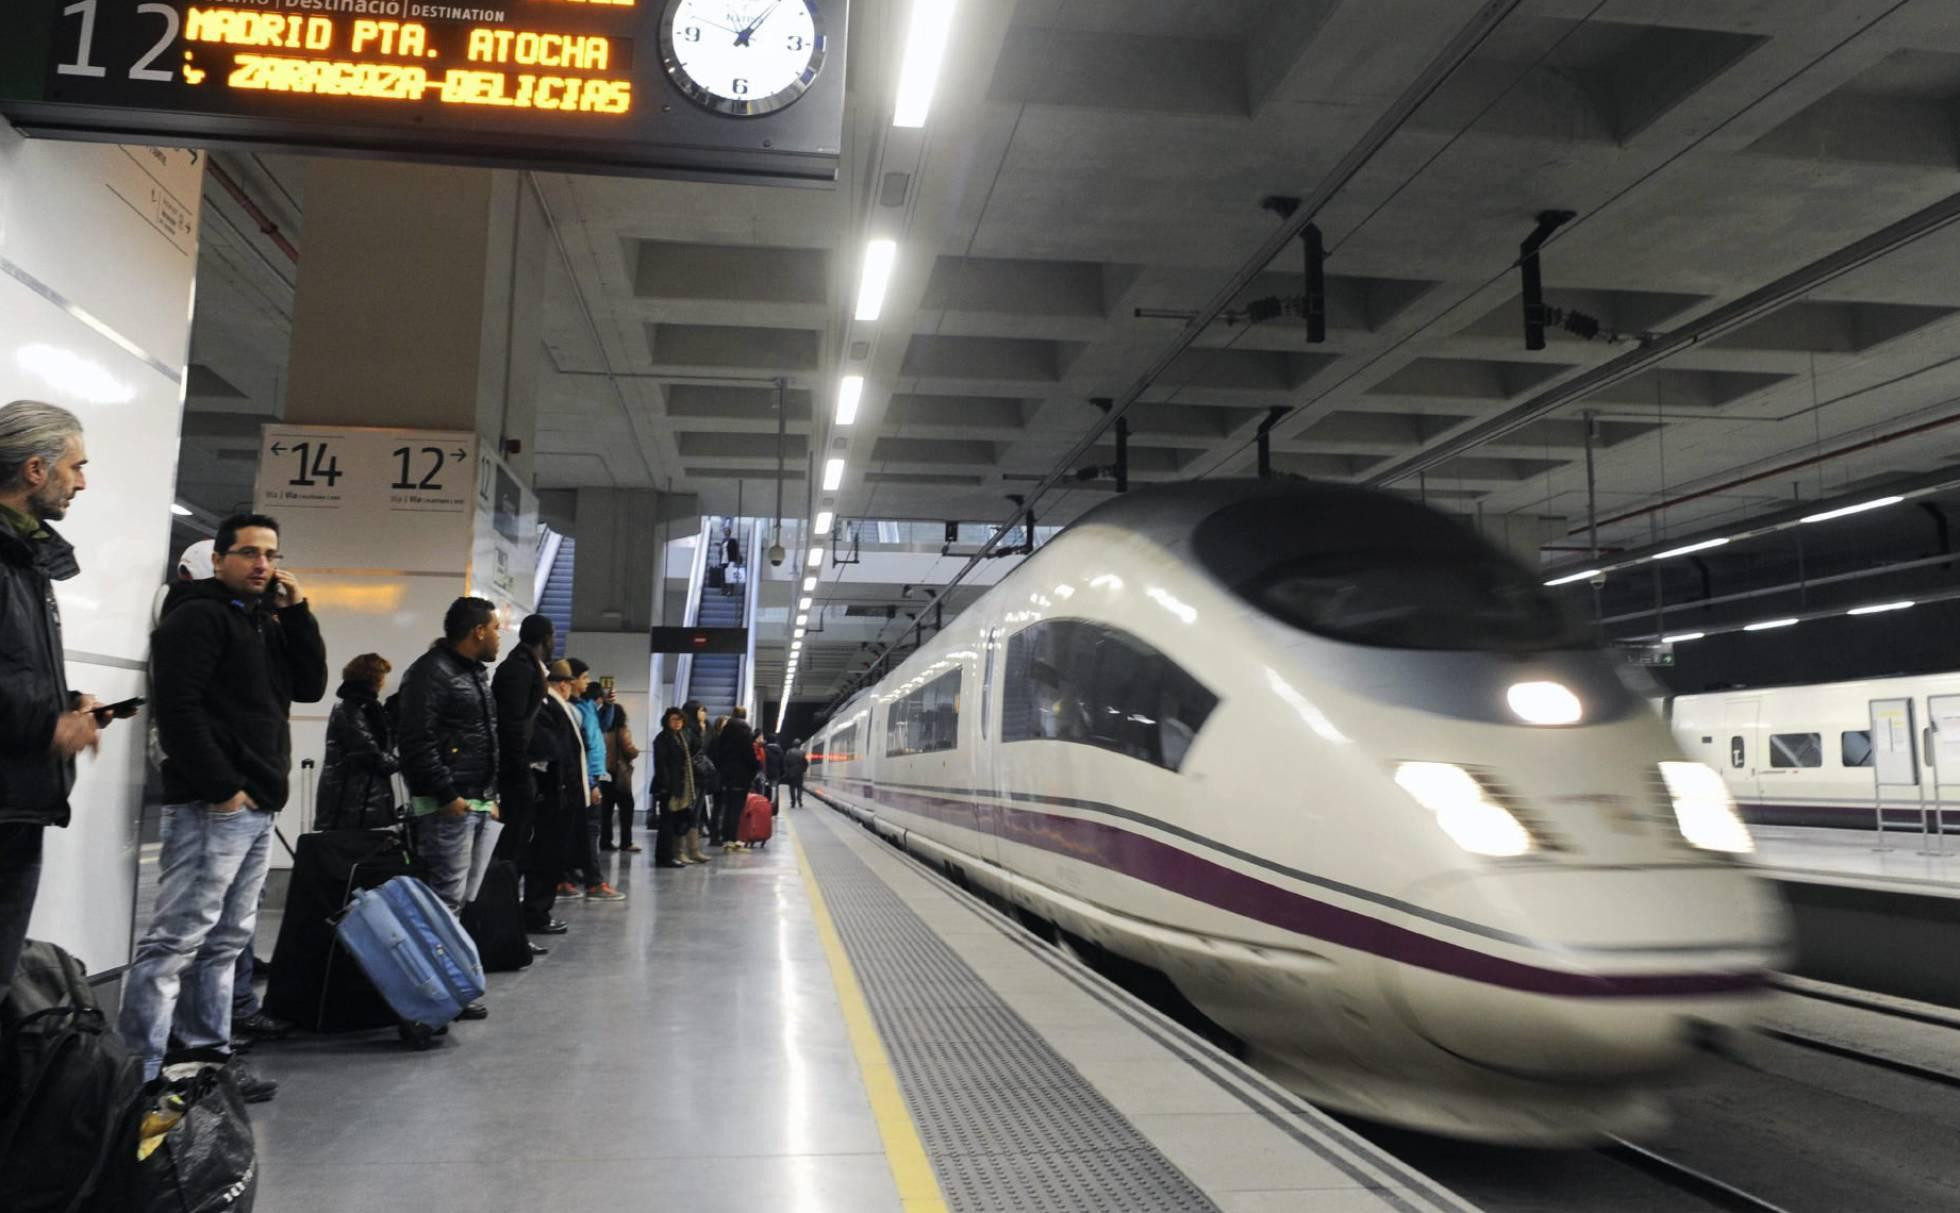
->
[[660, 0, 828, 118]]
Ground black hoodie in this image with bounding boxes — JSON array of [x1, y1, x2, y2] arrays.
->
[[152, 578, 328, 812]]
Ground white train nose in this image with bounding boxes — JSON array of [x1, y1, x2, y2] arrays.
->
[[1380, 866, 1788, 1078]]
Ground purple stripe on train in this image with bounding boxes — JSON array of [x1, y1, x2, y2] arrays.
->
[[833, 778, 1768, 1000]]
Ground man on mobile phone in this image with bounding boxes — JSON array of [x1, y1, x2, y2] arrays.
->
[[121, 513, 327, 1099], [0, 401, 110, 1002]]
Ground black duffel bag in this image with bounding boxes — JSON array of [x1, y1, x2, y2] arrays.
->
[[0, 939, 146, 1213], [460, 858, 533, 973], [140, 1064, 257, 1213]]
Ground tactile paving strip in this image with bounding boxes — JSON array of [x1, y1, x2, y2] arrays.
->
[[799, 811, 1223, 1213]]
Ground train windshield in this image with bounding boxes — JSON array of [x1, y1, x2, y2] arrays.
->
[[1194, 497, 1593, 652]]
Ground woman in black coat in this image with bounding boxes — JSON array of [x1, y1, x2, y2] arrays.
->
[[314, 653, 400, 830], [651, 707, 700, 868]]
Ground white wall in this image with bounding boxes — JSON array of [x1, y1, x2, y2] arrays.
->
[[564, 630, 653, 808], [1, 125, 203, 972]]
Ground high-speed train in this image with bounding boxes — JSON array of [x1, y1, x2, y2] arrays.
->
[[1671, 672, 1960, 830], [808, 480, 1790, 1145]]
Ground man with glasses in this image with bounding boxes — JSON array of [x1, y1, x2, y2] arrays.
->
[[121, 513, 327, 1101]]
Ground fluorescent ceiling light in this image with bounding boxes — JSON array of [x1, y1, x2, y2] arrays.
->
[[1849, 601, 1914, 616], [803, 576, 817, 592], [893, 0, 956, 128], [855, 241, 897, 322], [794, 628, 806, 639], [799, 597, 812, 610], [170, 503, 193, 517], [796, 614, 808, 626], [1802, 496, 1902, 525], [814, 511, 834, 534], [836, 376, 864, 426], [1743, 617, 1798, 631], [1651, 537, 1729, 561], [1661, 632, 1705, 644], [808, 547, 825, 568], [1543, 568, 1599, 587], [823, 459, 845, 491]]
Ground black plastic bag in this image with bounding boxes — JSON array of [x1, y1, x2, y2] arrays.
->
[[141, 1066, 258, 1213]]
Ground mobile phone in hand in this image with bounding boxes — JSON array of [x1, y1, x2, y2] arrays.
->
[[92, 696, 144, 722]]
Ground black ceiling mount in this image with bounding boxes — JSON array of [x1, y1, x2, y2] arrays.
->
[[1519, 209, 1577, 351]]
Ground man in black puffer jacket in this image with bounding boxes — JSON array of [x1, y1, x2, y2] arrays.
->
[[396, 598, 500, 1017], [122, 512, 327, 1095]]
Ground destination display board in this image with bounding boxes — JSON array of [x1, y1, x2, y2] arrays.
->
[[0, 0, 846, 185]]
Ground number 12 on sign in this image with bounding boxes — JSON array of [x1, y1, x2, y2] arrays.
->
[[394, 446, 449, 490]]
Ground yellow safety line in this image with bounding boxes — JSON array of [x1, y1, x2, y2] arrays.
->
[[792, 824, 951, 1213]]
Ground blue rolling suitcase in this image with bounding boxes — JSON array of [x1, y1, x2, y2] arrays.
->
[[334, 876, 486, 1049]]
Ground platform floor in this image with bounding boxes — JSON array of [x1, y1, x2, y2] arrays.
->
[[1751, 824, 1960, 896], [242, 806, 1469, 1212]]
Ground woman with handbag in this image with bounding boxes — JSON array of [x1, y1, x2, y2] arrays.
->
[[314, 654, 400, 831]]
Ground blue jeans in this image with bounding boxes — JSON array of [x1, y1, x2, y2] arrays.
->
[[119, 803, 274, 1080], [413, 811, 489, 912]]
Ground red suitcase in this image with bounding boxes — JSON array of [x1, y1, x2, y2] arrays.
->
[[738, 792, 774, 847]]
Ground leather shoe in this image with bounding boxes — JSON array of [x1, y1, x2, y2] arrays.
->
[[526, 941, 549, 957], [526, 919, 568, 935], [459, 1002, 489, 1021]]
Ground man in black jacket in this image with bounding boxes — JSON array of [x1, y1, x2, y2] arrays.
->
[[121, 512, 328, 1094], [0, 401, 116, 1001], [492, 613, 563, 937], [711, 706, 760, 850], [398, 599, 501, 925]]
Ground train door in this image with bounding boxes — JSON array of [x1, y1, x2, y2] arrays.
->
[[973, 626, 1003, 868], [1723, 697, 1763, 807]]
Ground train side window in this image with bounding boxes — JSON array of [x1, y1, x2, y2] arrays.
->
[[885, 668, 962, 758], [1841, 730, 1873, 768], [1769, 733, 1822, 768], [1001, 620, 1218, 771], [1730, 736, 1745, 768]]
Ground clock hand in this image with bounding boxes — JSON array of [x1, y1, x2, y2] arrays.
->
[[735, 0, 784, 46]]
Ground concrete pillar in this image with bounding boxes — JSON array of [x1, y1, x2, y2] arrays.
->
[[285, 159, 543, 483], [267, 158, 550, 842], [0, 127, 203, 969]]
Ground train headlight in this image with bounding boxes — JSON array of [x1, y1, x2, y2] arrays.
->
[[1506, 680, 1583, 726], [1393, 762, 1535, 858], [1659, 761, 1755, 854]]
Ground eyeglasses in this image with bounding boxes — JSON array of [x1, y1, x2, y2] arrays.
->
[[223, 547, 283, 565]]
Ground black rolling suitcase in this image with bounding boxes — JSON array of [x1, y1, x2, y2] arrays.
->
[[460, 860, 533, 973], [261, 829, 414, 1033]]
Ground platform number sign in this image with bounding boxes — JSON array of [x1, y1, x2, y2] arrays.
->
[[393, 445, 459, 492], [279, 439, 342, 488]]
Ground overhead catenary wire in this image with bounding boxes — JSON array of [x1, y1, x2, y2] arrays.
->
[[822, 0, 1527, 711]]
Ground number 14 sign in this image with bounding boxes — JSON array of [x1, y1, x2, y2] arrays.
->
[[254, 425, 479, 574]]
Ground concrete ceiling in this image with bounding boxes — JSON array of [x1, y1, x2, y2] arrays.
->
[[176, 0, 1960, 704]]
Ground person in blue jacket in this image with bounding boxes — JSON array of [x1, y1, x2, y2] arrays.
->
[[560, 659, 623, 901]]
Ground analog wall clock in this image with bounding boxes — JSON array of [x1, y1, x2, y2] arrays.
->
[[660, 0, 829, 117]]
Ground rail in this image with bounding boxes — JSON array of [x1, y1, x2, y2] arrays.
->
[[671, 517, 713, 707], [740, 517, 762, 718], [531, 526, 562, 612]]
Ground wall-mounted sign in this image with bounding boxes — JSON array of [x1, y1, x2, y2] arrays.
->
[[649, 626, 746, 655], [1870, 697, 1918, 787], [254, 424, 476, 573], [0, 0, 847, 185]]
